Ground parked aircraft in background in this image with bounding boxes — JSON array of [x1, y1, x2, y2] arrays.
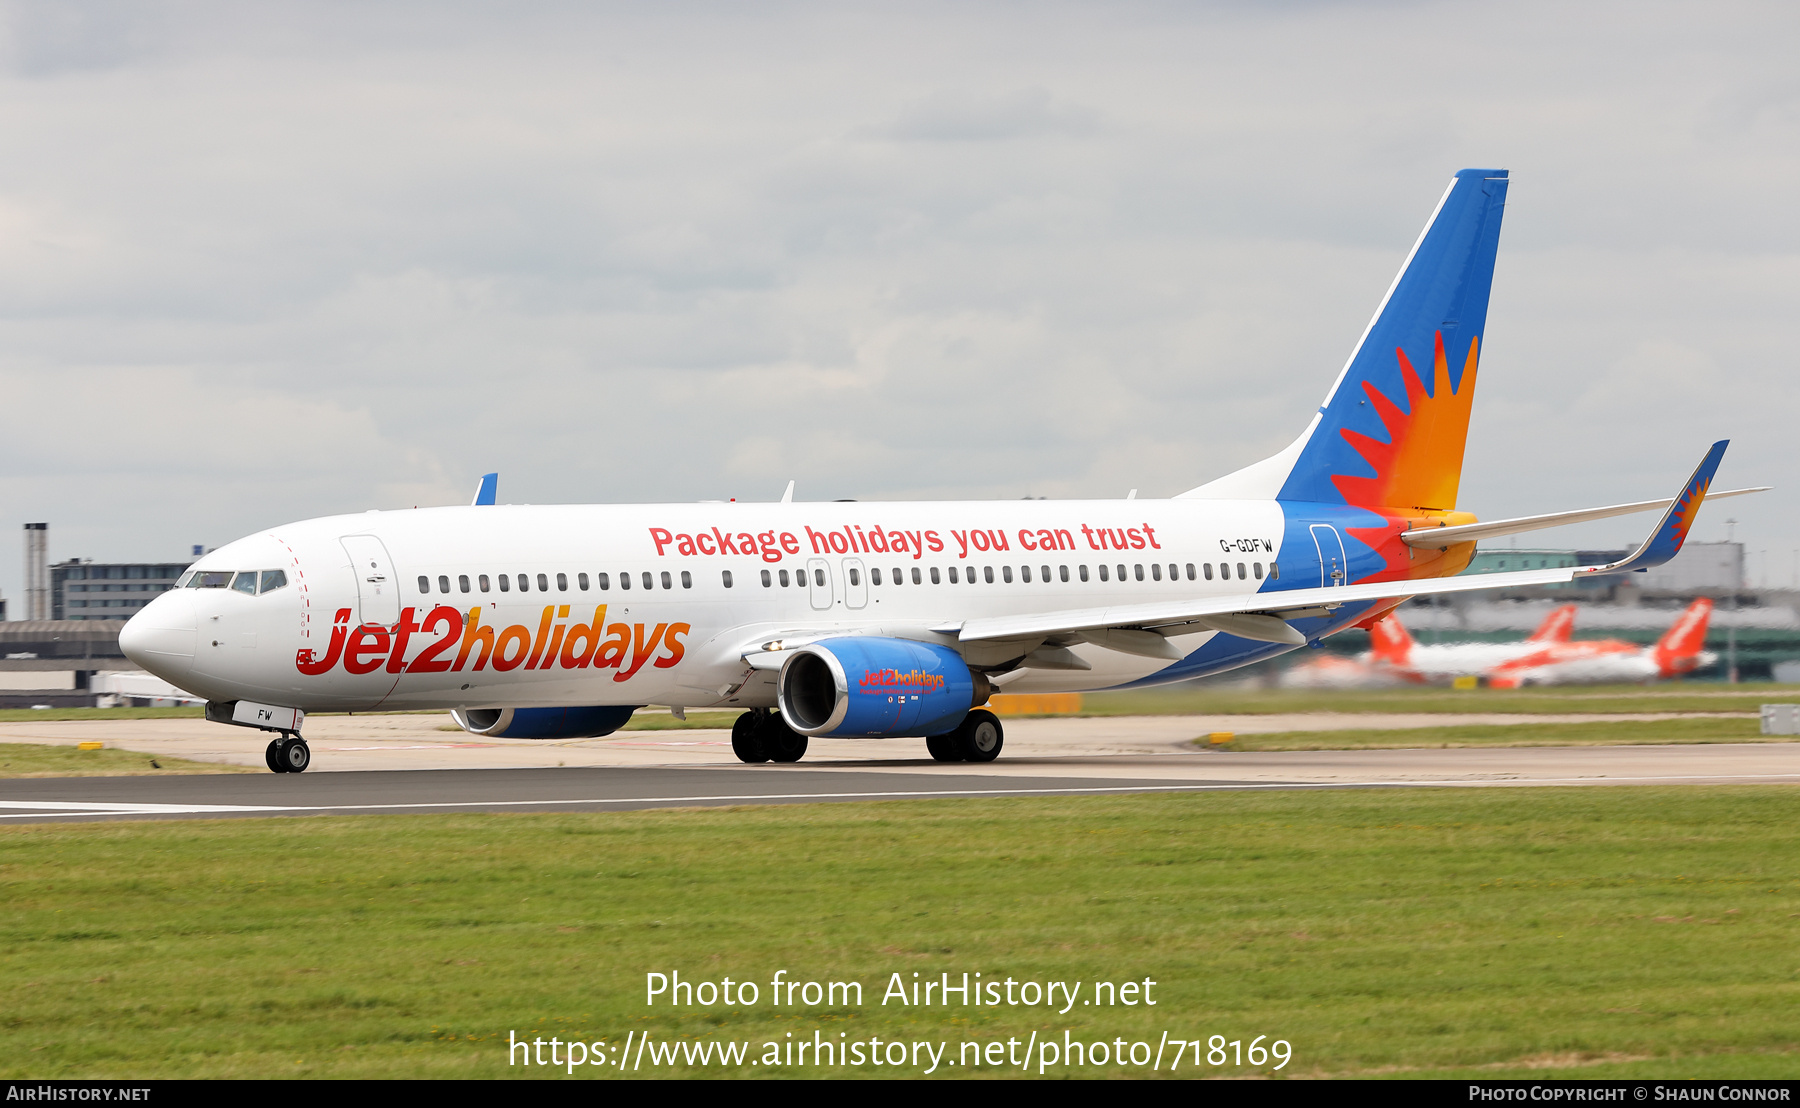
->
[[1283, 599, 1716, 688], [118, 169, 1762, 771], [1282, 603, 1575, 688]]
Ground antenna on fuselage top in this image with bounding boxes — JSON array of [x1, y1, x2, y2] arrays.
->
[[472, 473, 498, 506], [780, 480, 795, 504]]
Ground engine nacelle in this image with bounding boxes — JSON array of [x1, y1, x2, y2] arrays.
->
[[778, 637, 989, 738], [451, 705, 639, 739]]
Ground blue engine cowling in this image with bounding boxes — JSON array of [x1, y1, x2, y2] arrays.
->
[[778, 637, 987, 737], [451, 705, 640, 739]]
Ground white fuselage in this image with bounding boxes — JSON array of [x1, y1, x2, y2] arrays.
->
[[122, 498, 1303, 717]]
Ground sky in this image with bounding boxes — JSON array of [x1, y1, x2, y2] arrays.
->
[[2, 0, 1798, 604]]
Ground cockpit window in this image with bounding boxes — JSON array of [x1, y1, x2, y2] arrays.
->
[[260, 570, 288, 593], [231, 572, 258, 595], [186, 571, 233, 589]]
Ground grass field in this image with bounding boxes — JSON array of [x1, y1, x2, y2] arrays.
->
[[1083, 684, 1800, 718], [1197, 717, 1771, 751], [4, 787, 1799, 1079], [0, 744, 254, 778]]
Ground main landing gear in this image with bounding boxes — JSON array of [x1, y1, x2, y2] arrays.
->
[[731, 709, 809, 764], [926, 709, 1003, 763], [264, 732, 311, 774]]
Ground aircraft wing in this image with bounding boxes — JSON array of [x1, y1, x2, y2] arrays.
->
[[955, 442, 1730, 649]]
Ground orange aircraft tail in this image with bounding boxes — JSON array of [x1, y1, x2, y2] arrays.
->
[[1651, 598, 1714, 677], [1368, 615, 1415, 666], [1526, 604, 1577, 643]]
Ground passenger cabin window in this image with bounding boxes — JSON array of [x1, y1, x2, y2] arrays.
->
[[578, 573, 589, 590], [231, 572, 258, 595], [1151, 564, 1162, 581], [1270, 562, 1280, 580], [642, 572, 654, 590], [848, 567, 861, 586], [892, 567, 903, 585], [1203, 563, 1213, 580], [439, 575, 451, 594], [517, 574, 529, 592], [459, 574, 471, 593], [871, 567, 882, 585], [779, 569, 790, 587], [814, 569, 825, 587], [1098, 564, 1109, 582], [479, 574, 491, 592], [679, 571, 691, 589], [619, 572, 631, 590], [1185, 564, 1195, 580], [760, 570, 771, 587], [1135, 564, 1145, 581], [930, 567, 940, 584], [597, 572, 610, 590], [947, 566, 958, 583], [538, 573, 549, 592], [556, 573, 568, 591], [1253, 562, 1264, 579], [983, 566, 995, 584], [911, 567, 922, 585], [260, 570, 288, 593], [1079, 565, 1089, 581], [1018, 566, 1029, 583], [1236, 562, 1246, 579], [721, 570, 733, 588], [417, 576, 430, 593], [498, 574, 511, 592]]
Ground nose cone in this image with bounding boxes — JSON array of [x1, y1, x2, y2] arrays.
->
[[120, 590, 197, 681]]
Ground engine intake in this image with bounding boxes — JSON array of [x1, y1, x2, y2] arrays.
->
[[778, 637, 989, 737], [451, 705, 640, 739]]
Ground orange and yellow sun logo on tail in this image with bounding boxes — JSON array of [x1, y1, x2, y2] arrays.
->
[[1666, 473, 1709, 548], [1332, 331, 1479, 513]]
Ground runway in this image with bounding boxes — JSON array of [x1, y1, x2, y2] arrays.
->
[[3, 740, 1797, 822]]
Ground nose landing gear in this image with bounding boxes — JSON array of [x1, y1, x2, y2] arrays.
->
[[265, 732, 311, 773]]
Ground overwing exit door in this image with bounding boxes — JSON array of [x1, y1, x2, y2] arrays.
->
[[340, 535, 401, 626], [806, 557, 834, 611]]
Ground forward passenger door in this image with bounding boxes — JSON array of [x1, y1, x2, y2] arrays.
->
[[340, 535, 401, 626]]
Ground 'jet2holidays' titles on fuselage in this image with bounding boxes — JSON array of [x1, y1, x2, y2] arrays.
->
[[296, 605, 689, 681]]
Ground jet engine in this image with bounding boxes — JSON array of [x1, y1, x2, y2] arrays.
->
[[777, 637, 990, 738], [450, 705, 640, 739]]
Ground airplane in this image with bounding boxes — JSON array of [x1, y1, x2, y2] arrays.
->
[[1482, 598, 1716, 687], [118, 168, 1767, 773], [1284, 599, 1715, 688]]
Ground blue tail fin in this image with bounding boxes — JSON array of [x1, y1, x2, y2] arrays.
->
[[1183, 169, 1509, 509]]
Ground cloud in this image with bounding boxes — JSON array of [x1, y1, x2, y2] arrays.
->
[[0, 1, 1797, 596]]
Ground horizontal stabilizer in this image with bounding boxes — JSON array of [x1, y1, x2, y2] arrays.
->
[[1403, 485, 1767, 549]]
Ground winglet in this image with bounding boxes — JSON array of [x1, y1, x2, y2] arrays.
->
[[1578, 442, 1727, 578], [471, 473, 498, 507], [780, 480, 795, 504]]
